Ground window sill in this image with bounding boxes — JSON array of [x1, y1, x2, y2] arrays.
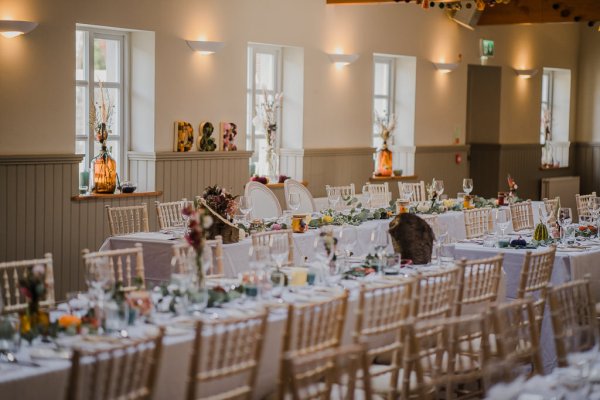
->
[[370, 175, 418, 181], [539, 166, 569, 171], [266, 181, 308, 189], [72, 191, 163, 201]]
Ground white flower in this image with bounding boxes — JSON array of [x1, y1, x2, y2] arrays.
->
[[202, 215, 214, 229], [417, 202, 431, 213], [32, 264, 45, 277]]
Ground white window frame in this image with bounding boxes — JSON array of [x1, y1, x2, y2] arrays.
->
[[540, 69, 553, 145], [76, 26, 129, 179], [372, 55, 396, 147], [247, 43, 282, 168]]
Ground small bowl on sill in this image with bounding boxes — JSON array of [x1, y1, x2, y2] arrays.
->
[[120, 182, 137, 194]]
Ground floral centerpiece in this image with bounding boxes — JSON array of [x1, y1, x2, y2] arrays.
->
[[182, 202, 213, 287], [18, 265, 50, 343], [201, 185, 238, 222], [253, 91, 283, 180], [374, 112, 396, 177], [89, 82, 118, 194]]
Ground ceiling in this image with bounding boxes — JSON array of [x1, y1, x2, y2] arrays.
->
[[326, 0, 600, 26]]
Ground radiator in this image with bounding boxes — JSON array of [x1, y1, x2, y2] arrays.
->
[[541, 176, 580, 216]]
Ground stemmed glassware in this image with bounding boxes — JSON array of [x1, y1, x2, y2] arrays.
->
[[288, 192, 301, 213], [559, 207, 573, 244], [495, 208, 511, 239], [269, 234, 290, 271], [401, 185, 414, 202], [370, 227, 390, 274], [433, 180, 445, 198], [85, 257, 112, 302], [434, 221, 449, 266], [327, 188, 341, 210], [339, 225, 358, 271], [361, 185, 371, 209], [237, 196, 252, 224], [462, 178, 473, 196], [589, 198, 600, 227]]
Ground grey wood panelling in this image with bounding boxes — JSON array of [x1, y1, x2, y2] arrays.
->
[[575, 142, 600, 194]]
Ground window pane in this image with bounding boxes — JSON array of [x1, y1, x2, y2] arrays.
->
[[374, 62, 390, 96], [76, 30, 86, 81], [93, 87, 120, 136], [541, 74, 549, 102], [255, 52, 275, 91], [76, 86, 88, 136], [76, 140, 87, 174], [94, 37, 121, 83], [374, 97, 390, 122]]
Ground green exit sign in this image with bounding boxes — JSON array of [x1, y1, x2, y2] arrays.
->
[[480, 39, 495, 58]]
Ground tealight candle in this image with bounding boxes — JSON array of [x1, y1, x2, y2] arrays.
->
[[290, 267, 308, 286]]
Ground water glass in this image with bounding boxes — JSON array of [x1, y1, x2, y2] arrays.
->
[[314, 235, 335, 266], [287, 192, 301, 212], [269, 234, 290, 269], [462, 178, 473, 195], [361, 185, 371, 209], [559, 208, 573, 243], [104, 300, 129, 334], [237, 196, 252, 222], [433, 180, 444, 197], [339, 225, 358, 269], [327, 189, 341, 210], [495, 208, 511, 238], [249, 244, 270, 271], [0, 315, 20, 353]]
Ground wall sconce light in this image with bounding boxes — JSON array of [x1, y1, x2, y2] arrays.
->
[[0, 20, 38, 38], [186, 40, 225, 55], [327, 53, 359, 68], [514, 68, 538, 79], [432, 54, 462, 73]]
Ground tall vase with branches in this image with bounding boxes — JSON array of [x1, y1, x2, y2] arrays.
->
[[253, 91, 283, 181], [89, 82, 117, 193]]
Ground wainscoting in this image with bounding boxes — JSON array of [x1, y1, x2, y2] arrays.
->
[[130, 151, 253, 202], [469, 143, 576, 200], [0, 155, 162, 299], [414, 145, 470, 197], [574, 142, 600, 195]]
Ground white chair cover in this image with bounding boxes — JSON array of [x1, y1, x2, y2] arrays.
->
[[245, 181, 283, 219], [284, 179, 316, 213]]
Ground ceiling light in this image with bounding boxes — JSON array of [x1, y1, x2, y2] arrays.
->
[[186, 40, 225, 55], [0, 20, 38, 38]]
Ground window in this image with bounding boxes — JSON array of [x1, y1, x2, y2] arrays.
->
[[246, 44, 282, 175], [76, 26, 128, 177], [372, 55, 396, 148], [539, 67, 571, 167], [540, 70, 553, 145]]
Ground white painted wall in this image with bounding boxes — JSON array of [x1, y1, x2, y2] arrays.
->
[[0, 0, 587, 156]]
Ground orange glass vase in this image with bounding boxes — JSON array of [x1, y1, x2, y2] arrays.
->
[[375, 142, 393, 177], [91, 145, 117, 194]]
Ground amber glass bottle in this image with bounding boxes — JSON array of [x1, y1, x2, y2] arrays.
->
[[375, 141, 393, 177], [91, 143, 117, 194]]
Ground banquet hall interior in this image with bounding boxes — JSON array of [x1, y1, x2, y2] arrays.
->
[[1, 0, 600, 398]]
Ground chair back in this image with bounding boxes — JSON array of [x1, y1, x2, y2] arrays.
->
[[510, 200, 534, 231], [66, 327, 164, 400], [455, 255, 503, 316], [0, 253, 55, 314], [106, 204, 150, 236], [278, 292, 348, 400], [576, 192, 597, 221], [155, 199, 188, 230], [419, 214, 439, 234], [517, 246, 556, 333], [82, 244, 145, 291], [284, 179, 316, 213], [398, 181, 426, 202], [171, 236, 225, 278], [463, 208, 494, 239], [186, 311, 268, 400], [490, 299, 543, 375], [548, 278, 598, 367], [366, 183, 391, 208], [251, 230, 294, 265], [245, 181, 282, 219], [284, 343, 373, 400], [543, 197, 559, 215], [413, 267, 461, 321]]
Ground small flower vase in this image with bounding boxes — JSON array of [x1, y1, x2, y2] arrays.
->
[[375, 141, 393, 177], [91, 143, 117, 194], [266, 145, 279, 182], [19, 306, 49, 344]]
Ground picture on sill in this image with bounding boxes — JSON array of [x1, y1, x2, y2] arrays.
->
[[197, 121, 218, 152], [174, 121, 194, 152], [220, 122, 238, 151]]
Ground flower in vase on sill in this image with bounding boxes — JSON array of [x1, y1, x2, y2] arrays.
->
[[374, 111, 396, 146], [89, 82, 115, 145], [253, 91, 283, 147]]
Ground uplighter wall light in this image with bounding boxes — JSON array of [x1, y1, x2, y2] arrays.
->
[[514, 68, 539, 79], [186, 40, 225, 55], [432, 62, 460, 73], [327, 53, 359, 68], [0, 20, 38, 38]]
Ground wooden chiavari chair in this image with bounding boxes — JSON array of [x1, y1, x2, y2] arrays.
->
[[413, 267, 461, 321], [186, 310, 268, 400], [66, 327, 165, 400], [0, 253, 55, 314], [82, 244, 145, 291], [490, 299, 543, 376], [284, 343, 373, 400], [516, 247, 556, 334], [106, 204, 150, 236], [251, 229, 294, 266], [509, 200, 534, 232], [278, 292, 348, 400], [353, 280, 415, 398], [419, 214, 439, 235], [155, 198, 188, 230], [576, 192, 597, 221], [455, 255, 504, 316], [171, 236, 225, 278], [463, 208, 494, 239], [543, 197, 559, 215], [548, 278, 598, 367], [366, 182, 392, 208], [398, 181, 427, 203]]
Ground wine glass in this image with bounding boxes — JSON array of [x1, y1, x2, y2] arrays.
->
[[249, 244, 270, 271], [590, 198, 600, 225], [401, 184, 414, 202], [559, 208, 573, 243], [433, 180, 445, 198], [361, 185, 371, 209], [370, 227, 390, 274], [237, 196, 252, 223], [288, 192, 301, 212], [339, 225, 358, 270], [85, 257, 112, 300], [462, 178, 473, 195], [269, 234, 290, 270], [495, 208, 511, 238], [434, 222, 449, 266], [327, 188, 341, 210]]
